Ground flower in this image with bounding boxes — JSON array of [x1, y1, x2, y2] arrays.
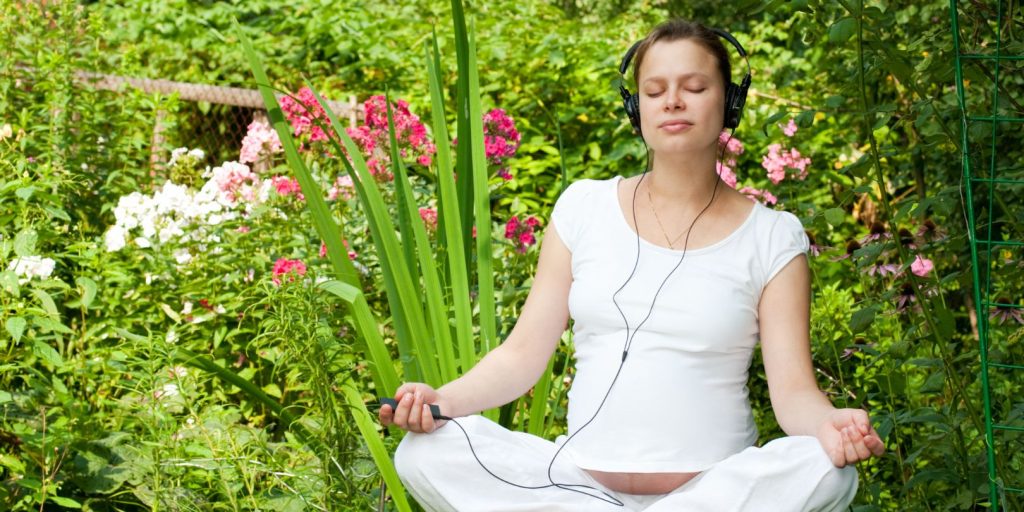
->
[[782, 119, 798, 137], [272, 258, 307, 285], [239, 119, 282, 164], [7, 255, 56, 284], [738, 186, 777, 205], [419, 207, 438, 231], [990, 298, 1024, 325], [345, 96, 437, 181], [716, 161, 738, 188], [328, 175, 355, 201], [279, 87, 330, 143], [271, 176, 304, 200], [504, 215, 541, 253], [911, 255, 934, 277], [0, 123, 12, 140], [761, 143, 811, 184]]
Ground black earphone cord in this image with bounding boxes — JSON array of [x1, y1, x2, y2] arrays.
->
[[439, 135, 732, 506]]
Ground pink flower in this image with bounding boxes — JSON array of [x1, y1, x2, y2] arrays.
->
[[271, 176, 305, 200], [739, 186, 777, 205], [911, 255, 934, 277], [718, 131, 744, 155], [455, 109, 520, 182], [419, 207, 438, 231], [761, 143, 811, 184], [504, 215, 541, 253], [239, 119, 282, 164], [782, 119, 798, 137], [716, 161, 737, 188], [328, 175, 355, 201], [279, 87, 330, 144], [272, 258, 307, 285]]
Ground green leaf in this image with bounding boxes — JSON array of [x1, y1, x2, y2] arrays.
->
[[825, 95, 846, 108], [15, 186, 35, 200], [829, 17, 857, 44], [33, 340, 64, 368], [850, 305, 878, 334], [30, 288, 60, 317], [5, 317, 26, 342], [76, 276, 97, 308], [48, 495, 82, 508], [0, 271, 18, 295], [114, 328, 148, 342], [160, 303, 181, 323], [13, 229, 37, 257], [34, 316, 72, 334], [824, 207, 846, 227]]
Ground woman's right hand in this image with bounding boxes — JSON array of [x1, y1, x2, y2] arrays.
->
[[379, 382, 448, 433]]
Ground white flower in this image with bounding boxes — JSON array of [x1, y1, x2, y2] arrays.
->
[[169, 366, 188, 378], [7, 256, 56, 283], [0, 123, 12, 140], [134, 236, 151, 248], [154, 383, 179, 400], [181, 301, 193, 315], [165, 329, 177, 343], [173, 248, 192, 265], [97, 136, 107, 144], [105, 225, 127, 252], [188, 148, 205, 161]]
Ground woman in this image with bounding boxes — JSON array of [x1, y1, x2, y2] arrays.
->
[[379, 19, 884, 511]]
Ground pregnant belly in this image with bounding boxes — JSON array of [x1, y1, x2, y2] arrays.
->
[[585, 469, 700, 495]]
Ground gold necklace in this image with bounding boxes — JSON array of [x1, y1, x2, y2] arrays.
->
[[646, 181, 697, 250]]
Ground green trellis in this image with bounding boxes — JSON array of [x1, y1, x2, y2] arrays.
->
[[951, 0, 1024, 509]]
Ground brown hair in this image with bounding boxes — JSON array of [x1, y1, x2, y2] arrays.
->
[[631, 20, 732, 90]]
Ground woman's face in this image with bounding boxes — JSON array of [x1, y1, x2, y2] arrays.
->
[[636, 39, 726, 154]]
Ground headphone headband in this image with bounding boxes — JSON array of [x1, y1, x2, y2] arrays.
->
[[618, 27, 752, 134]]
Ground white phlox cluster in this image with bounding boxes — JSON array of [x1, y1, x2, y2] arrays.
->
[[7, 255, 56, 284]]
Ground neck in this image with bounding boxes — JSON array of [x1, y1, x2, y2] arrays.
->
[[645, 147, 721, 208]]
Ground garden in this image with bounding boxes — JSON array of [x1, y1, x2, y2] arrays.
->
[[1, 0, 1022, 510]]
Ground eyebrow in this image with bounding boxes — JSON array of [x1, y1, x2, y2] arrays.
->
[[641, 73, 711, 85]]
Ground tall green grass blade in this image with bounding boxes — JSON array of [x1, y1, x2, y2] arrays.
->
[[384, 92, 457, 382], [527, 352, 557, 436], [465, 25, 497, 359], [427, 36, 475, 375], [318, 280, 399, 395], [238, 32, 360, 288], [450, 0, 476, 269], [304, 85, 441, 388], [341, 382, 413, 512]]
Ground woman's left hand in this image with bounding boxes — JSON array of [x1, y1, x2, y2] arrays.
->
[[816, 408, 885, 467]]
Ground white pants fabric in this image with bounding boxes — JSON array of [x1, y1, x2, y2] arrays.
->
[[394, 415, 857, 512]]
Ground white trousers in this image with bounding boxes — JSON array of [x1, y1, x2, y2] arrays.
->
[[395, 415, 857, 512]]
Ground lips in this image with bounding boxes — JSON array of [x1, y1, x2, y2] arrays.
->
[[659, 120, 694, 131]]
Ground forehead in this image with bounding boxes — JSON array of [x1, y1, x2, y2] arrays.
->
[[638, 39, 720, 83]]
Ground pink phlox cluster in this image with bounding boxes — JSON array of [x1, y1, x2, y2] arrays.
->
[[782, 119, 799, 137], [280, 87, 330, 143], [738, 186, 778, 206], [209, 161, 264, 205], [505, 215, 540, 253], [419, 207, 438, 231], [716, 131, 744, 189], [328, 175, 355, 201], [344, 95, 436, 181], [271, 176, 305, 201], [716, 162, 738, 188], [911, 255, 934, 277], [239, 119, 282, 164], [484, 109, 521, 181], [272, 258, 307, 285], [761, 143, 811, 184]]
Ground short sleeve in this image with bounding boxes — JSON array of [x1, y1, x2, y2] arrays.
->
[[550, 180, 594, 252], [764, 211, 810, 284]]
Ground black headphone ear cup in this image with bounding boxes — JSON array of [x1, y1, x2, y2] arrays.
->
[[624, 93, 641, 134], [723, 82, 738, 129]]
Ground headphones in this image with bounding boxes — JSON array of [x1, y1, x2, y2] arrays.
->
[[618, 28, 752, 134]]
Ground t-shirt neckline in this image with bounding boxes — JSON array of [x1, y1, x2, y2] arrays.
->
[[611, 175, 760, 256]]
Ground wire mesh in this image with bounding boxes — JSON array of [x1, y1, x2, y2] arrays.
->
[[951, 0, 1024, 509]]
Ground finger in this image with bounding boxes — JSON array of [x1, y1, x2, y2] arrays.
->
[[845, 427, 871, 461], [831, 435, 846, 467], [421, 403, 436, 433], [379, 403, 393, 426], [853, 410, 871, 435], [864, 432, 885, 456], [408, 392, 424, 432], [842, 428, 858, 466], [393, 392, 414, 429]]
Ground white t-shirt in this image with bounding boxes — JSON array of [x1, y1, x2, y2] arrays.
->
[[550, 176, 809, 473]]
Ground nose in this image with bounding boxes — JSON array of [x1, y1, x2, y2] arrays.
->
[[664, 87, 685, 111]]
